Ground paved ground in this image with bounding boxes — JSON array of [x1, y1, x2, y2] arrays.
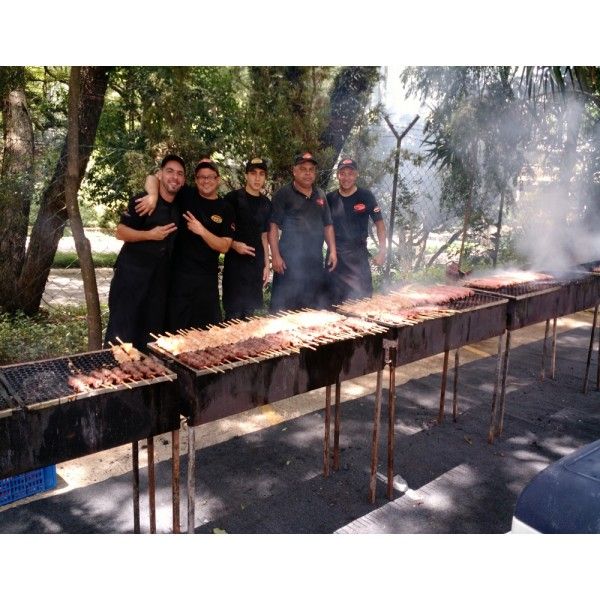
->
[[1, 311, 599, 534]]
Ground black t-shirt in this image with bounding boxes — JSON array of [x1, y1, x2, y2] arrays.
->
[[326, 187, 383, 245], [172, 185, 235, 275], [270, 182, 332, 262], [118, 192, 179, 261], [224, 188, 272, 251]]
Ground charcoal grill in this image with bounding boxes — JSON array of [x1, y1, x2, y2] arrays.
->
[[338, 292, 508, 500], [148, 312, 388, 532], [467, 271, 600, 441], [0, 349, 180, 533]]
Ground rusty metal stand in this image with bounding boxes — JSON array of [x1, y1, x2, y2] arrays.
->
[[132, 441, 140, 533], [452, 349, 460, 422], [582, 304, 598, 394], [187, 422, 196, 534], [368, 368, 384, 504], [147, 437, 156, 533], [333, 378, 341, 471], [323, 385, 332, 477], [437, 349, 450, 423], [172, 429, 180, 533], [494, 330, 512, 440], [386, 347, 397, 500], [488, 333, 505, 444], [550, 318, 558, 380], [540, 319, 550, 380]]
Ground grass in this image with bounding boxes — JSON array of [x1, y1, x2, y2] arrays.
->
[[52, 251, 118, 269], [0, 306, 97, 365]]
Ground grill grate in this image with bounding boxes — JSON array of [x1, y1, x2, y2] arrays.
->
[[1, 350, 126, 406], [445, 292, 506, 311]]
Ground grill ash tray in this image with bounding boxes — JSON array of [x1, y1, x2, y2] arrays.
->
[[0, 349, 176, 411]]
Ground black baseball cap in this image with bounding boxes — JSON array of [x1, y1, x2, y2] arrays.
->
[[160, 154, 186, 172], [245, 157, 268, 173], [294, 152, 318, 166], [337, 157, 358, 171], [194, 159, 220, 176]]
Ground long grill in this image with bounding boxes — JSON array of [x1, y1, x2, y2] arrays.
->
[[336, 290, 508, 365], [149, 310, 388, 426], [467, 273, 600, 329], [0, 349, 180, 478]]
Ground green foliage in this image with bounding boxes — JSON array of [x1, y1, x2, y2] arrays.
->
[[0, 307, 91, 364]]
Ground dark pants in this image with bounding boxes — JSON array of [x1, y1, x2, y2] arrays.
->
[[167, 270, 222, 332], [105, 253, 170, 350], [270, 255, 327, 313], [325, 244, 373, 305], [222, 253, 264, 320]]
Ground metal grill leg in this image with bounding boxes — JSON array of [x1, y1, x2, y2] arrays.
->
[[550, 318, 557, 380], [369, 369, 383, 504], [172, 429, 180, 534], [148, 437, 156, 534], [187, 423, 196, 534], [132, 441, 140, 533], [541, 319, 550, 381], [583, 304, 598, 394], [488, 333, 504, 444], [323, 385, 332, 477], [452, 349, 460, 422], [387, 349, 396, 500], [438, 349, 450, 423], [333, 378, 341, 471], [495, 330, 512, 439]]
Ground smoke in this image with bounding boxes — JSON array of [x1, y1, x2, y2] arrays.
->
[[512, 96, 600, 271]]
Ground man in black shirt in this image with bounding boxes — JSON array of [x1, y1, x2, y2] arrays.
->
[[325, 157, 386, 304], [222, 157, 272, 320], [139, 159, 235, 331], [105, 154, 185, 350], [268, 152, 337, 312]]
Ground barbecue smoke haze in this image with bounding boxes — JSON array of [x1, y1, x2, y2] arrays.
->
[[511, 96, 600, 272]]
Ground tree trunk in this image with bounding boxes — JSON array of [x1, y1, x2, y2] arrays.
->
[[16, 66, 111, 315], [318, 67, 379, 188], [0, 67, 34, 311], [64, 67, 103, 349]]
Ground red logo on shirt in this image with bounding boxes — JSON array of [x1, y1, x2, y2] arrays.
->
[[316, 198, 325, 206], [353, 203, 366, 213]]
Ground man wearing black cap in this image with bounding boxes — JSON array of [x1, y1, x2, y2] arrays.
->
[[268, 152, 337, 312], [105, 154, 185, 350], [222, 158, 272, 320], [325, 157, 386, 304], [138, 158, 235, 330]]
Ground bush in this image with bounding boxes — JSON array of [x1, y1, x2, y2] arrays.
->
[[0, 307, 93, 365]]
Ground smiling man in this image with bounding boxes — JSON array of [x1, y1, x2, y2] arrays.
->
[[222, 157, 272, 320], [325, 157, 386, 304], [105, 154, 185, 350], [268, 152, 337, 312]]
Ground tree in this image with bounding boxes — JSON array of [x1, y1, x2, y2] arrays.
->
[[17, 66, 112, 315], [0, 67, 34, 310]]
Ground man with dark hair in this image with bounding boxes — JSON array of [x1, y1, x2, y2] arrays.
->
[[105, 154, 185, 350], [139, 158, 235, 330], [222, 158, 272, 320], [268, 152, 337, 312], [325, 157, 386, 304]]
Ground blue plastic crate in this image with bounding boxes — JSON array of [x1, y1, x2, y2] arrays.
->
[[0, 465, 57, 507]]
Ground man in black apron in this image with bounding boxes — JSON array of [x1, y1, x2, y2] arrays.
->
[[268, 152, 337, 312], [325, 157, 386, 305], [105, 154, 185, 350], [222, 158, 272, 320], [137, 159, 235, 331]]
